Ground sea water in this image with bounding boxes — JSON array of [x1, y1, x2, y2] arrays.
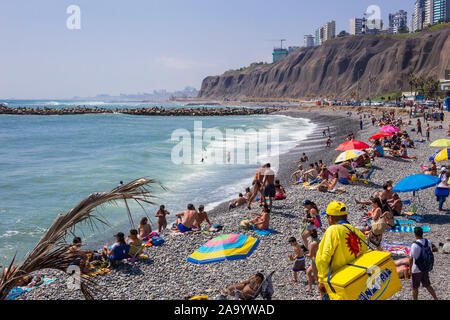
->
[[0, 101, 315, 265]]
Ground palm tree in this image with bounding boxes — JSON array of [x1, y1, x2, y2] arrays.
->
[[407, 73, 417, 97], [0, 178, 164, 300]]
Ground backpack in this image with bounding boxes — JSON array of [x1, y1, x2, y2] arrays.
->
[[414, 239, 434, 272]]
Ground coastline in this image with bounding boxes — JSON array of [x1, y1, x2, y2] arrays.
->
[[16, 108, 450, 300]]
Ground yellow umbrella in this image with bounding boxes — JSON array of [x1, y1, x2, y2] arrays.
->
[[335, 150, 364, 163], [430, 139, 450, 147]]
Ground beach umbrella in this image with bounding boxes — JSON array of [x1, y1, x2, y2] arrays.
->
[[369, 132, 395, 140], [430, 139, 450, 147], [336, 140, 370, 151], [334, 150, 364, 163], [429, 148, 450, 162], [328, 165, 349, 179], [187, 234, 260, 264], [380, 125, 400, 133], [392, 174, 440, 193]]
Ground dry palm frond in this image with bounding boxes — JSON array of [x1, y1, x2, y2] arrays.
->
[[0, 177, 165, 300]]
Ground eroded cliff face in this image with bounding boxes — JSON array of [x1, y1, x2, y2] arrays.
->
[[199, 26, 450, 99]]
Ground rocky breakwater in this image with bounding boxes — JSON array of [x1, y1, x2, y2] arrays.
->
[[0, 104, 286, 116]]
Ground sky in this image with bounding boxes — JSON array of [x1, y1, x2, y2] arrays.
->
[[0, 0, 414, 99]]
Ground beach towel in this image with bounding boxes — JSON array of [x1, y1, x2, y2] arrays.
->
[[251, 226, 278, 236], [142, 232, 160, 242], [5, 277, 55, 300], [329, 187, 346, 194], [387, 226, 430, 233], [362, 218, 414, 225], [381, 241, 412, 255]]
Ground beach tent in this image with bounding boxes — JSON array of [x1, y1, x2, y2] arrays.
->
[[393, 174, 441, 214], [187, 234, 259, 264], [334, 150, 365, 163], [380, 125, 400, 133], [429, 148, 450, 162], [336, 140, 370, 151], [369, 132, 395, 140], [430, 139, 450, 147]]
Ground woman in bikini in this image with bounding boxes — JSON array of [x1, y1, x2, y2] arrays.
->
[[223, 273, 264, 300], [137, 217, 152, 240]]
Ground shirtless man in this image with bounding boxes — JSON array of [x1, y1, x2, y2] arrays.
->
[[247, 164, 266, 210], [175, 204, 198, 233], [193, 205, 212, 230], [389, 193, 403, 216], [250, 204, 271, 230], [262, 163, 276, 211], [228, 193, 247, 211], [291, 164, 304, 185], [355, 182, 394, 204], [302, 164, 318, 182]]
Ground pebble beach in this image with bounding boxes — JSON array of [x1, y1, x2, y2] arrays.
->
[[17, 107, 450, 300]]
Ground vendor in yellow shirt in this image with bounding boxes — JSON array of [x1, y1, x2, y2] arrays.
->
[[316, 201, 368, 300]]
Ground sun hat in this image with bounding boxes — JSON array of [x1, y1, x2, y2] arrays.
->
[[326, 201, 348, 216]]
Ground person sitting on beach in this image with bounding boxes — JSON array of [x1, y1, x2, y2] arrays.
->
[[299, 153, 309, 163], [262, 163, 276, 210], [126, 229, 143, 258], [155, 205, 170, 233], [355, 182, 394, 205], [175, 204, 198, 233], [424, 161, 437, 176], [137, 217, 153, 240], [318, 166, 330, 181], [314, 171, 339, 192], [381, 200, 395, 230], [192, 205, 212, 231], [301, 200, 320, 249], [291, 164, 305, 185], [244, 187, 252, 200], [389, 193, 403, 216], [66, 236, 91, 274], [247, 164, 266, 210], [302, 164, 319, 183], [306, 229, 320, 293], [249, 204, 271, 230], [228, 193, 248, 211], [274, 179, 286, 200], [288, 237, 307, 283], [223, 273, 264, 300], [102, 232, 130, 264]]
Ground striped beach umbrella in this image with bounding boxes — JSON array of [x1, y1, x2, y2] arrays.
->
[[430, 139, 450, 147], [334, 150, 365, 163], [187, 234, 260, 264], [429, 148, 450, 162]]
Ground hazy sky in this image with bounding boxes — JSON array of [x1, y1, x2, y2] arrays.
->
[[0, 0, 413, 99]]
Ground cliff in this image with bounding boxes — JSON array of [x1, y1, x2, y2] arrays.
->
[[198, 25, 450, 100]]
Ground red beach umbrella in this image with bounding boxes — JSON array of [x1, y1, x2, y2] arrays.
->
[[336, 140, 370, 151], [369, 132, 395, 140]]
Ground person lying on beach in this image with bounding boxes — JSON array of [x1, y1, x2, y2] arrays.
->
[[175, 204, 198, 233], [222, 273, 264, 300], [274, 179, 286, 200], [400, 146, 418, 160], [126, 229, 143, 257], [262, 163, 276, 210], [247, 164, 266, 210], [306, 229, 319, 293], [66, 236, 91, 274], [102, 232, 130, 264], [137, 217, 153, 240], [301, 200, 320, 249], [192, 205, 212, 231], [291, 165, 304, 185], [288, 237, 307, 283], [228, 193, 247, 211], [1, 266, 42, 287], [249, 204, 270, 230], [355, 182, 394, 205], [155, 205, 170, 233]]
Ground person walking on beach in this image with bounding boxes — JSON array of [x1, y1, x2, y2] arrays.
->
[[288, 237, 307, 283], [409, 227, 438, 300], [316, 202, 368, 300], [155, 205, 170, 233], [426, 123, 431, 141], [306, 229, 319, 294], [435, 167, 449, 212], [262, 163, 276, 210], [247, 164, 265, 210], [359, 117, 363, 131], [326, 136, 332, 148], [301, 200, 320, 249], [416, 119, 423, 137]]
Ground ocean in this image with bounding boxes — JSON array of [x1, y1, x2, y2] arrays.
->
[[0, 100, 315, 265]]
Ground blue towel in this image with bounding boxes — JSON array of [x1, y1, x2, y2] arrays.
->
[[252, 226, 278, 235]]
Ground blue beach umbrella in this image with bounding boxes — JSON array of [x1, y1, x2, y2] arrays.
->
[[393, 174, 440, 193]]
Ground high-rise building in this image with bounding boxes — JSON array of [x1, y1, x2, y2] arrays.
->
[[304, 34, 315, 47], [433, 0, 450, 24], [411, 0, 426, 32], [389, 10, 408, 33], [424, 0, 434, 26], [350, 18, 366, 35], [314, 27, 323, 46], [323, 20, 336, 41]]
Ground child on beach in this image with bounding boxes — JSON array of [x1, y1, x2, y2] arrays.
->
[[155, 205, 170, 233], [274, 179, 286, 200], [288, 237, 307, 283], [326, 136, 332, 148], [306, 229, 319, 294]]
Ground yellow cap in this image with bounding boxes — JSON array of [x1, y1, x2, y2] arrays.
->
[[326, 201, 347, 216]]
